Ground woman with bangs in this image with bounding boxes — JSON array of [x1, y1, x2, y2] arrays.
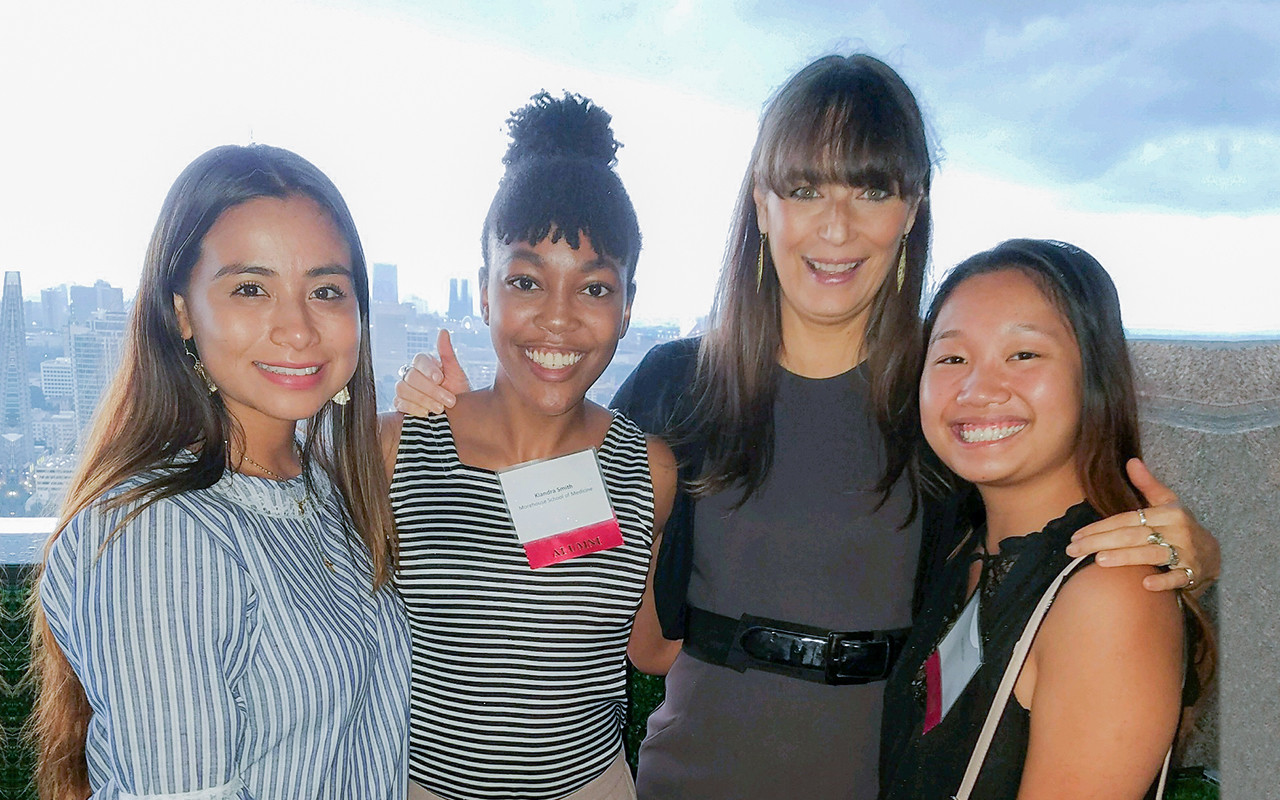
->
[[394, 56, 1219, 799]]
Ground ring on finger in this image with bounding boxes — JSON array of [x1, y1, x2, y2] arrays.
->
[[1157, 541, 1180, 568], [1179, 565, 1197, 590], [1146, 530, 1165, 546], [1137, 507, 1149, 527], [398, 363, 412, 380]]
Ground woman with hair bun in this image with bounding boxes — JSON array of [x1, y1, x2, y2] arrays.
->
[[381, 92, 677, 800]]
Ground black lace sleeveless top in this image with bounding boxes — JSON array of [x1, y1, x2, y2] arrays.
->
[[879, 501, 1100, 800]]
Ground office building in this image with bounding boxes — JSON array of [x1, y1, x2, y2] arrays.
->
[[373, 263, 399, 305], [69, 312, 127, 435], [448, 278, 474, 321], [0, 272, 32, 472]]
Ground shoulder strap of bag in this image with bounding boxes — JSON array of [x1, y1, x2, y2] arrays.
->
[[953, 555, 1174, 800]]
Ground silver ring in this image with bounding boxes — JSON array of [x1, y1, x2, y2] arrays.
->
[[1158, 541, 1180, 568], [1146, 530, 1165, 546], [1137, 508, 1149, 527], [397, 363, 412, 381], [1179, 566, 1196, 589]]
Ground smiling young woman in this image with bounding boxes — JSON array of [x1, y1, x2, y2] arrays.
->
[[380, 92, 677, 800], [31, 145, 408, 800], [880, 240, 1213, 800]]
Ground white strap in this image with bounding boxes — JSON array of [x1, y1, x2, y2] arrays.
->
[[952, 555, 1175, 800]]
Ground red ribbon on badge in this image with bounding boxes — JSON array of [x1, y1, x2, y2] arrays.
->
[[923, 649, 942, 734], [523, 516, 624, 569]]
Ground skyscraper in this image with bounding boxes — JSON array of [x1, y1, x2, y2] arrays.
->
[[69, 312, 127, 437], [372, 263, 399, 305], [0, 272, 33, 472], [448, 278, 474, 320]]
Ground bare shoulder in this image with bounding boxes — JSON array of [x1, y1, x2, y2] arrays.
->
[[1055, 562, 1180, 621], [377, 411, 405, 479], [1040, 562, 1182, 659]]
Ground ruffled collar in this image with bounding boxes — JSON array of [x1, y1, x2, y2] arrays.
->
[[169, 449, 333, 519]]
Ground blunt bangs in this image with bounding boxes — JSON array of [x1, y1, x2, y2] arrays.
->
[[754, 75, 929, 201]]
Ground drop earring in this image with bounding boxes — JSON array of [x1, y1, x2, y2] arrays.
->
[[332, 386, 351, 405], [184, 339, 217, 394], [896, 235, 908, 293], [756, 233, 768, 291]]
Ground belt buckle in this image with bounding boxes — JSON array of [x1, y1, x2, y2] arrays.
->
[[825, 631, 891, 685], [739, 626, 827, 671]]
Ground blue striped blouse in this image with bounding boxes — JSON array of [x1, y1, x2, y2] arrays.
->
[[40, 463, 411, 799]]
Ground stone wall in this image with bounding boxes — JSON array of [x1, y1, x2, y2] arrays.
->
[[1130, 338, 1280, 798]]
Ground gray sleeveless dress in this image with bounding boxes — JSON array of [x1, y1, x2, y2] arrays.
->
[[636, 365, 921, 799]]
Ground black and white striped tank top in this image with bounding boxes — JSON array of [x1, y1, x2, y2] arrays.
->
[[392, 411, 655, 800]]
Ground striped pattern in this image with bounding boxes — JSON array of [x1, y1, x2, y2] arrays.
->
[[392, 413, 654, 800], [40, 464, 411, 800]]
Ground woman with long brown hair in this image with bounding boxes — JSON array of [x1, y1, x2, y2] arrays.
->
[[880, 239, 1213, 799], [394, 55, 1219, 799], [31, 144, 409, 799]]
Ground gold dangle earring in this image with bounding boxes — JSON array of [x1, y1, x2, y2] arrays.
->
[[757, 233, 768, 291], [332, 386, 351, 406], [184, 339, 217, 394], [896, 235, 908, 293]]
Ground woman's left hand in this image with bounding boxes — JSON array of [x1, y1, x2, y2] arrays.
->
[[1066, 458, 1220, 594]]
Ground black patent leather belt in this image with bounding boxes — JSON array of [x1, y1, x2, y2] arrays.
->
[[683, 605, 909, 685]]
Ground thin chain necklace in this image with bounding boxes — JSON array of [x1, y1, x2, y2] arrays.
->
[[232, 444, 336, 572]]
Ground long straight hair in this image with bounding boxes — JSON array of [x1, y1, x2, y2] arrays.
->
[[29, 144, 395, 799], [688, 54, 932, 512], [919, 238, 1215, 721]]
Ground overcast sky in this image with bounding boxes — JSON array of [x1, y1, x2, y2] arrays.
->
[[1, 0, 1275, 334]]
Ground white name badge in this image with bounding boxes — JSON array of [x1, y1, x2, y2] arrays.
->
[[497, 448, 623, 569], [923, 592, 983, 734]]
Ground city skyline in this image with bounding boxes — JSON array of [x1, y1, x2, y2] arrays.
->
[[2, 1, 1275, 337]]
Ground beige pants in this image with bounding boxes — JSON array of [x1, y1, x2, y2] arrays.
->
[[408, 748, 636, 800]]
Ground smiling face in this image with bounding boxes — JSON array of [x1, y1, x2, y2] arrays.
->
[[754, 181, 917, 335], [919, 269, 1084, 496], [173, 194, 360, 444], [481, 232, 632, 417]]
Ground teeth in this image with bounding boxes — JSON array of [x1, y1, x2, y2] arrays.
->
[[525, 349, 583, 370], [257, 363, 320, 376], [807, 258, 858, 274], [959, 423, 1026, 443]]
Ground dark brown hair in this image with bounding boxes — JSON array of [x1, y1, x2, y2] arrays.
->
[[29, 144, 395, 799], [688, 54, 932, 510], [920, 237, 1215, 722], [921, 239, 1139, 515]]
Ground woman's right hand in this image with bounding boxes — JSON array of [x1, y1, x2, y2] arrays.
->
[[392, 329, 472, 416]]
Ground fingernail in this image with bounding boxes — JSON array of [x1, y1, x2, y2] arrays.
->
[[1095, 552, 1109, 565], [429, 372, 442, 383], [1064, 544, 1079, 557]]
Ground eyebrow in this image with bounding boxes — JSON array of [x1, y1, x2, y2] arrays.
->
[[212, 263, 352, 280], [507, 247, 622, 274], [929, 322, 1057, 344]]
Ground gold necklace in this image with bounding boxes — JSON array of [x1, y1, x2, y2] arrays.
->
[[232, 445, 336, 572]]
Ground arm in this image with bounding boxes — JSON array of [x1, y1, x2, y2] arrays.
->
[[1066, 458, 1220, 592], [1015, 563, 1183, 800], [627, 435, 683, 675], [45, 500, 256, 798], [377, 411, 404, 482], [392, 329, 472, 416]]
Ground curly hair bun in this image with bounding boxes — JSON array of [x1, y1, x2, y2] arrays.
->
[[503, 91, 620, 168]]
